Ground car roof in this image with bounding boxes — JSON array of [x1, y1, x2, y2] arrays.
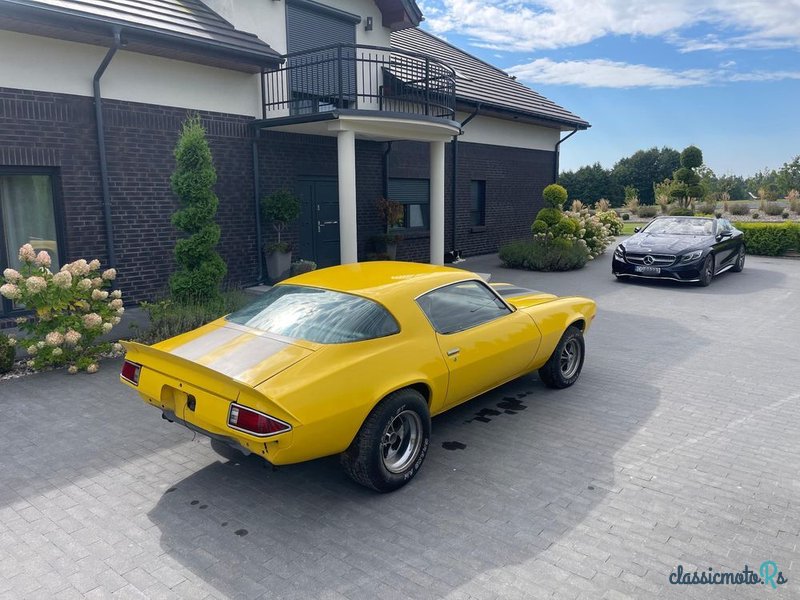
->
[[281, 261, 477, 303]]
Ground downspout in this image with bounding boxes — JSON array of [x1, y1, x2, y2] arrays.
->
[[93, 27, 121, 268], [253, 135, 263, 282], [451, 104, 481, 250], [382, 141, 393, 198], [553, 127, 579, 183]]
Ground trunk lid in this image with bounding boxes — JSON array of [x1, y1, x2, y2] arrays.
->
[[132, 319, 318, 390]]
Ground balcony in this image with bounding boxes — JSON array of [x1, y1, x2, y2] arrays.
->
[[261, 44, 457, 121]]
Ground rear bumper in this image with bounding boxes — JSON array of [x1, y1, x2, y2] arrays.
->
[[612, 257, 702, 282]]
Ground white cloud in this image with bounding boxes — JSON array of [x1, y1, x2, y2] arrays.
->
[[509, 58, 711, 88], [424, 0, 800, 52], [508, 58, 800, 88]]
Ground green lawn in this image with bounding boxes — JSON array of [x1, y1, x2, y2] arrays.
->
[[621, 222, 642, 235]]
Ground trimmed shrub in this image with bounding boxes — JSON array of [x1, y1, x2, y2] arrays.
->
[[734, 222, 800, 256], [763, 202, 784, 216], [531, 219, 549, 234], [0, 333, 15, 374], [536, 207, 563, 227], [262, 189, 301, 253], [752, 212, 760, 219], [637, 205, 658, 218], [170, 115, 226, 303], [542, 184, 568, 209], [669, 206, 694, 216], [622, 213, 630, 221], [730, 202, 750, 215], [681, 145, 703, 169], [783, 211, 790, 219], [499, 238, 589, 272], [555, 217, 578, 236]]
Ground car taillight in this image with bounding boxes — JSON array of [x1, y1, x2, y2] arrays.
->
[[121, 360, 141, 385], [228, 404, 291, 437]]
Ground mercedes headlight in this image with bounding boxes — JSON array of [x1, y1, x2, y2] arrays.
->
[[681, 250, 703, 262]]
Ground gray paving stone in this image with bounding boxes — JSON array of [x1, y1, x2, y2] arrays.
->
[[0, 252, 799, 598]]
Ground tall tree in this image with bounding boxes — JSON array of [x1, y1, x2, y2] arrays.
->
[[559, 162, 618, 205], [777, 155, 800, 195], [170, 115, 227, 302], [611, 147, 680, 204]]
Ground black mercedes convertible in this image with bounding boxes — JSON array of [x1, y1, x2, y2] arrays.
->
[[612, 216, 745, 286]]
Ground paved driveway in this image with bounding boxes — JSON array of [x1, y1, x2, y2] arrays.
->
[[1, 251, 798, 599]]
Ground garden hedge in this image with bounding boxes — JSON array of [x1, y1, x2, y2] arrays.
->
[[734, 222, 800, 256]]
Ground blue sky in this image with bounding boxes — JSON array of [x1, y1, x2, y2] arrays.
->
[[418, 0, 800, 177]]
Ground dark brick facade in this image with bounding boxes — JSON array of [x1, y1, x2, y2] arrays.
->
[[0, 86, 555, 307], [0, 87, 258, 302], [388, 140, 555, 260]]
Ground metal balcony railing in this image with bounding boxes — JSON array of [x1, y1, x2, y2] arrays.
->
[[262, 44, 456, 120]]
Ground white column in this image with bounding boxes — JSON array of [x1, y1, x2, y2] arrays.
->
[[337, 129, 358, 264], [429, 140, 446, 265]]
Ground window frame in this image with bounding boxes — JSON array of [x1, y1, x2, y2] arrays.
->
[[415, 279, 515, 335], [0, 167, 66, 317], [470, 180, 486, 227], [387, 177, 430, 232]]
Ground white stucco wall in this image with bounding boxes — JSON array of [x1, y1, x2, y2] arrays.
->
[[456, 112, 561, 152], [204, 0, 391, 54], [0, 30, 262, 117]]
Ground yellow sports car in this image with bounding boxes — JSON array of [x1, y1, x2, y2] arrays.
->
[[121, 262, 596, 492]]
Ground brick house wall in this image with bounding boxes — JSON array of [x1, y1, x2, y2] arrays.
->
[[0, 86, 557, 308], [389, 140, 555, 260], [0, 87, 258, 302]]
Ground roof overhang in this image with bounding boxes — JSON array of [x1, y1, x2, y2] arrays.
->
[[374, 0, 423, 31], [252, 110, 460, 143], [0, 1, 282, 73], [457, 98, 591, 132]]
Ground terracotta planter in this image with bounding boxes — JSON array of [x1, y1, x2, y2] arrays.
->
[[266, 250, 292, 281]]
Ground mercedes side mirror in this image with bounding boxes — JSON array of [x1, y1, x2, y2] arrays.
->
[[633, 227, 641, 233]]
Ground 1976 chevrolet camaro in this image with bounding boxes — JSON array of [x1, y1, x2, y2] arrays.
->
[[121, 262, 596, 492]]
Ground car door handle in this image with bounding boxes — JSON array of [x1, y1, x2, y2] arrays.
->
[[446, 348, 460, 356]]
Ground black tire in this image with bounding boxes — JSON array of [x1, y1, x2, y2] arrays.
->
[[731, 245, 745, 273], [697, 255, 714, 287], [538, 326, 585, 389], [210, 438, 244, 462], [341, 388, 430, 493]]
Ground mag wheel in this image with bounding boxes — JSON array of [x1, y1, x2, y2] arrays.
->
[[731, 246, 745, 272], [341, 388, 430, 492], [698, 255, 714, 287], [538, 326, 585, 389]]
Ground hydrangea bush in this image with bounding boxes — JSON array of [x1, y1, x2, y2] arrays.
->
[[0, 244, 124, 373]]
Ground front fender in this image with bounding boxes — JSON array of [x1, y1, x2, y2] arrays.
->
[[522, 297, 596, 369]]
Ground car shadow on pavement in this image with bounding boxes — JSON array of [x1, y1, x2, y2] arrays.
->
[[614, 264, 786, 295], [146, 311, 706, 599]]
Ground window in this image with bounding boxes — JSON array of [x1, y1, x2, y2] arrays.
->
[[470, 180, 486, 226], [388, 178, 429, 229], [416, 280, 511, 334], [226, 284, 399, 344], [0, 170, 62, 316]]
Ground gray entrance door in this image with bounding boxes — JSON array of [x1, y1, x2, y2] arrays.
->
[[297, 177, 340, 268]]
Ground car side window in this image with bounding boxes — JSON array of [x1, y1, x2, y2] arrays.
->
[[417, 280, 512, 334]]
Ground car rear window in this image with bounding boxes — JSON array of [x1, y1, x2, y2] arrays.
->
[[225, 284, 399, 344]]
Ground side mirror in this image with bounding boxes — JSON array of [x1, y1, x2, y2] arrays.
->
[[633, 227, 641, 233]]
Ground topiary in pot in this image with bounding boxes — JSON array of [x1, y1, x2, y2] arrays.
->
[[262, 189, 301, 280]]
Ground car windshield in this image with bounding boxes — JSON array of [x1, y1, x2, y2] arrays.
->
[[226, 285, 399, 344], [644, 218, 714, 236]]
